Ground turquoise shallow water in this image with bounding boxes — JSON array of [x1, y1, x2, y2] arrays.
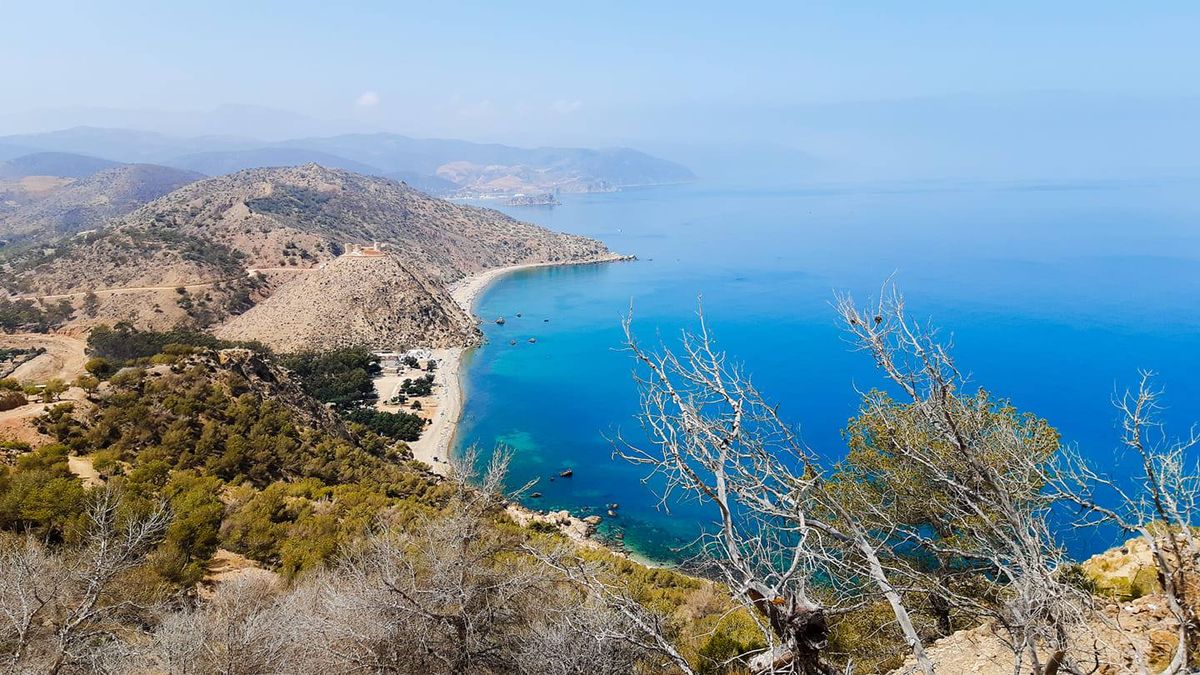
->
[[456, 180, 1200, 562]]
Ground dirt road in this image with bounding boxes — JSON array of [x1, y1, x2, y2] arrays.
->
[[0, 334, 88, 382], [15, 279, 235, 301]]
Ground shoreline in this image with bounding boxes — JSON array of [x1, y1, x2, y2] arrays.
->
[[406, 253, 633, 476]]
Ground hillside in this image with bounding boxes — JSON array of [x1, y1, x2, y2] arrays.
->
[[0, 151, 120, 179], [384, 170, 459, 195], [0, 126, 248, 163], [3, 164, 610, 348], [0, 143, 37, 161], [0, 334, 747, 673], [104, 164, 607, 279], [0, 163, 204, 243], [215, 255, 476, 351]]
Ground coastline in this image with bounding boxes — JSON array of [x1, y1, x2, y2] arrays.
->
[[406, 253, 633, 477]]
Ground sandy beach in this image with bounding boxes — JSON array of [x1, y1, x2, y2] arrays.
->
[[404, 254, 631, 475], [401, 346, 462, 475]]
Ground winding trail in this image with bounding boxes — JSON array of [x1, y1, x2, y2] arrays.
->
[[20, 279, 237, 301], [12, 263, 324, 302]]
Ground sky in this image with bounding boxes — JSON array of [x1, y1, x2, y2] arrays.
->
[[3, 2, 1200, 180]]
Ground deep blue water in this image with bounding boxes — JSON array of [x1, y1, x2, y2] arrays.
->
[[456, 180, 1200, 563]]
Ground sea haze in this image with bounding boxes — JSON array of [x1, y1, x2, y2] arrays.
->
[[457, 179, 1200, 563]]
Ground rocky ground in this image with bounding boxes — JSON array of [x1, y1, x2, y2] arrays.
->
[[215, 254, 477, 352], [892, 536, 1185, 674]]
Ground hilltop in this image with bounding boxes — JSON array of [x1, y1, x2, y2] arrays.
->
[[0, 163, 203, 243], [0, 151, 120, 180], [2, 164, 610, 349]]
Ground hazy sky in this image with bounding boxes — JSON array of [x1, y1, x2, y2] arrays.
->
[[4, 2, 1199, 179]]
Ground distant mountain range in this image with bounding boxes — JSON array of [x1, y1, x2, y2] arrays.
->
[[0, 127, 694, 197]]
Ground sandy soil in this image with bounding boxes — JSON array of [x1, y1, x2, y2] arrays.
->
[[12, 262, 321, 303], [14, 278, 235, 301], [199, 549, 280, 598], [0, 401, 54, 446], [0, 386, 88, 448], [1, 333, 88, 383], [18, 175, 74, 196], [68, 454, 102, 488]]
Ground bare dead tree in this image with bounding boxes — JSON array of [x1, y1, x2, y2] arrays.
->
[[146, 576, 300, 674], [287, 447, 571, 674], [528, 544, 699, 674], [514, 559, 682, 675], [0, 534, 66, 671], [0, 486, 168, 674], [618, 307, 934, 674], [835, 287, 1101, 675], [1046, 373, 1200, 674], [48, 488, 169, 674]]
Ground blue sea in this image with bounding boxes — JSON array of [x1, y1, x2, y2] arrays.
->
[[457, 179, 1200, 563]]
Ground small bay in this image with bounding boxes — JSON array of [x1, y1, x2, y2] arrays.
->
[[457, 179, 1200, 562]]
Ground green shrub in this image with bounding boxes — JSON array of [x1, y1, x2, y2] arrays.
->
[[282, 347, 380, 408], [0, 389, 26, 411], [345, 408, 424, 441]]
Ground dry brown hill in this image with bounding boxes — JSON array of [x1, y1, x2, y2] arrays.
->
[[116, 164, 606, 279], [214, 254, 476, 352], [3, 164, 610, 349], [0, 163, 203, 243]]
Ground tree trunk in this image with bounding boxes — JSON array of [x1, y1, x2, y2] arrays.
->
[[930, 589, 952, 637], [748, 590, 832, 675]]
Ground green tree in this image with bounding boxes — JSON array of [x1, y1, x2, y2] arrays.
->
[[832, 389, 1059, 636], [84, 357, 116, 379], [73, 374, 100, 393], [152, 472, 224, 585], [82, 290, 100, 317], [40, 378, 68, 403], [0, 444, 88, 542], [281, 347, 381, 408]]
